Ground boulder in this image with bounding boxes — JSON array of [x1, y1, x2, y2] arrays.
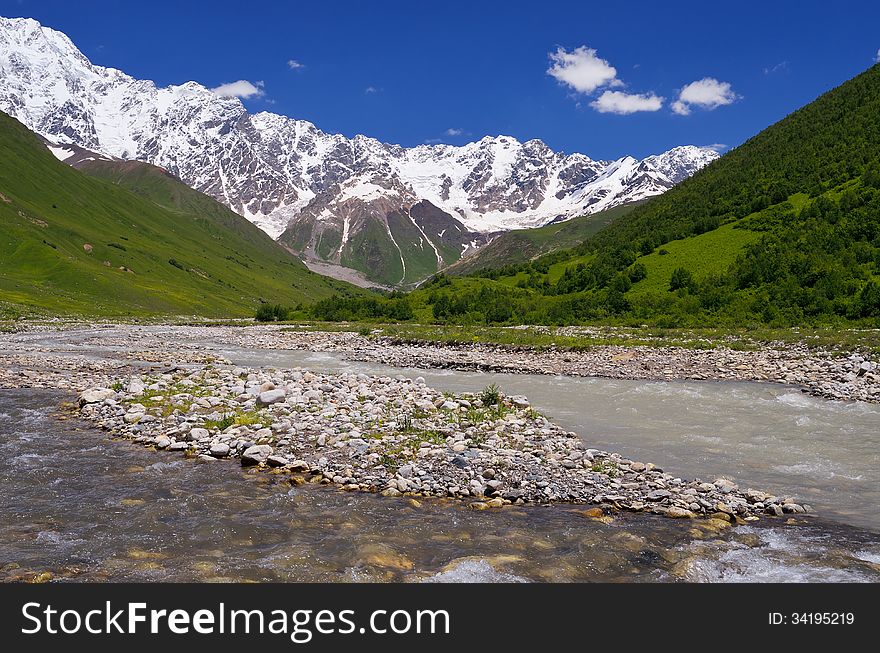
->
[[241, 444, 273, 466], [209, 443, 230, 458]]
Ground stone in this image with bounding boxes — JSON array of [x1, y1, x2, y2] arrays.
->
[[381, 487, 402, 497], [397, 464, 414, 479], [266, 455, 289, 468], [629, 462, 647, 472], [188, 427, 209, 441], [79, 388, 115, 406], [127, 378, 145, 395], [714, 478, 738, 493], [155, 436, 171, 449], [209, 443, 230, 458], [355, 544, 413, 571], [510, 395, 530, 408], [168, 442, 188, 451], [241, 444, 273, 466], [666, 507, 696, 518], [123, 412, 144, 424], [257, 389, 286, 405], [646, 489, 672, 501], [288, 460, 310, 472]]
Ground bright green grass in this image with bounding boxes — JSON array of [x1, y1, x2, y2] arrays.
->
[[0, 112, 356, 318], [546, 252, 597, 283], [628, 222, 762, 296], [369, 323, 880, 355]]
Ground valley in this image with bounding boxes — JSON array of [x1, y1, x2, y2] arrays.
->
[[0, 6, 878, 595]]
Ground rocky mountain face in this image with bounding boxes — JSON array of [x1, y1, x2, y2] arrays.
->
[[0, 16, 718, 286]]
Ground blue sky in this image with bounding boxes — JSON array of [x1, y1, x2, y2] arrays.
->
[[5, 0, 880, 159]]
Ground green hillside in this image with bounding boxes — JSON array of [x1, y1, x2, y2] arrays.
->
[[444, 202, 640, 276], [310, 64, 880, 328], [0, 112, 354, 318]]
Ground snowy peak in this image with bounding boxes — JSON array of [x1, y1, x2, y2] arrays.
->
[[0, 15, 719, 285]]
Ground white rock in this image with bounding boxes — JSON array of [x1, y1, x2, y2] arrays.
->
[[209, 443, 230, 457], [241, 444, 273, 465], [188, 427, 210, 441], [258, 389, 286, 405], [79, 388, 115, 405]]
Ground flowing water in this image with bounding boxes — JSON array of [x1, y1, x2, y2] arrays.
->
[[1, 329, 879, 582]]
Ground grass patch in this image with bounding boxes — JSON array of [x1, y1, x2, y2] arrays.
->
[[204, 409, 264, 430], [628, 222, 761, 297]]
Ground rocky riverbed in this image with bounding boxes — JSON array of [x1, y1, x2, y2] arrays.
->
[[73, 365, 807, 521], [0, 321, 875, 525], [1, 323, 876, 402]]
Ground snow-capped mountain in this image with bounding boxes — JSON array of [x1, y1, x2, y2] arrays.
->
[[0, 16, 718, 286]]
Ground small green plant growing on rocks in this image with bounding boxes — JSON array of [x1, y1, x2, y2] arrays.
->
[[397, 413, 414, 432], [480, 383, 501, 406], [591, 460, 619, 477], [110, 381, 124, 392], [204, 413, 236, 430], [484, 403, 510, 421], [205, 409, 263, 429], [357, 326, 372, 337]]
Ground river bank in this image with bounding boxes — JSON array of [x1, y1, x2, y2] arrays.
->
[[0, 322, 876, 522], [1, 322, 877, 403]]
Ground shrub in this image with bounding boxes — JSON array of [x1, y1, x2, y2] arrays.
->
[[255, 303, 289, 322], [669, 267, 695, 292]]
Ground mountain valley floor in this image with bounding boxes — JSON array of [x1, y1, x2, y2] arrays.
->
[[0, 321, 876, 522]]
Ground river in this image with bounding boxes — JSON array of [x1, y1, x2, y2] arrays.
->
[[0, 333, 878, 582]]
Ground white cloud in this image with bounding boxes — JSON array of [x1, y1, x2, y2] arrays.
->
[[547, 46, 621, 94], [424, 138, 444, 144], [875, 48, 880, 63], [365, 86, 379, 94], [591, 90, 664, 115], [445, 128, 465, 136], [671, 77, 738, 115], [704, 143, 728, 152], [287, 59, 305, 70], [763, 61, 788, 75], [210, 80, 265, 99]]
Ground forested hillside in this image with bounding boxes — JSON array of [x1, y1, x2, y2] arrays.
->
[[309, 64, 880, 327]]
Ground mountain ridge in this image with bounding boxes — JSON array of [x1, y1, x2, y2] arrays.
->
[[0, 15, 717, 286]]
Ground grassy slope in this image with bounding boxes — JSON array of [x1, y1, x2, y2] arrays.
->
[[628, 223, 761, 296], [446, 202, 639, 276], [0, 112, 354, 318], [585, 64, 880, 256]]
